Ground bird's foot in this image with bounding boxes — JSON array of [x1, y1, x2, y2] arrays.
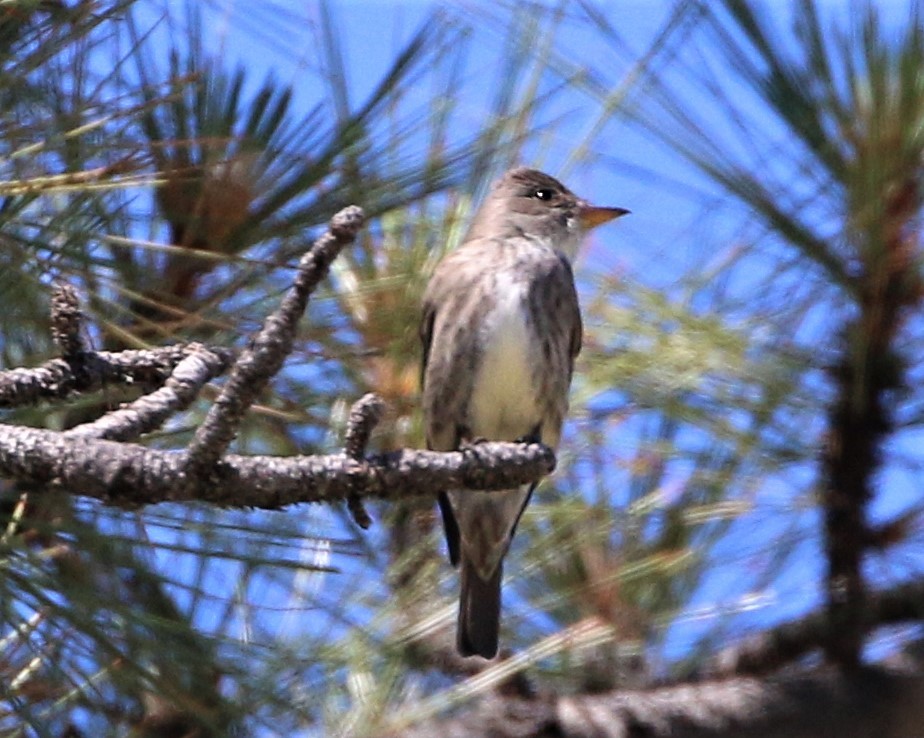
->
[[515, 425, 542, 445], [459, 435, 490, 451]]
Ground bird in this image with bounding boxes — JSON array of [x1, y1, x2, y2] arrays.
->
[[420, 167, 628, 658]]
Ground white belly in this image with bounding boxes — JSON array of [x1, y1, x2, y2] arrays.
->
[[469, 277, 540, 440]]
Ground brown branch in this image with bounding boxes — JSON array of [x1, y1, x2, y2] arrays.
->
[[703, 579, 924, 678], [50, 282, 85, 358], [0, 423, 555, 509], [400, 578, 924, 722], [388, 665, 924, 738], [822, 171, 921, 669], [63, 344, 231, 442], [343, 393, 386, 459], [0, 344, 233, 408], [185, 206, 365, 476], [343, 393, 385, 529]]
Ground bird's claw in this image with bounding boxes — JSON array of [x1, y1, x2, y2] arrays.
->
[[515, 425, 542, 445], [459, 436, 489, 452]]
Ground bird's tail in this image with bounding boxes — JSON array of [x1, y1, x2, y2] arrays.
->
[[458, 555, 502, 659]]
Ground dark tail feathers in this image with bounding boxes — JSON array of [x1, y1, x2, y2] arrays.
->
[[458, 556, 502, 659]]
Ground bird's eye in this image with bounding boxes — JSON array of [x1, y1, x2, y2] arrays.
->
[[533, 188, 555, 201]]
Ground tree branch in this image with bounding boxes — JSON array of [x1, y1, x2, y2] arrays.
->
[[63, 344, 230, 442], [50, 281, 85, 358], [343, 392, 386, 528], [0, 424, 555, 508], [389, 665, 924, 738], [185, 205, 365, 476], [703, 579, 924, 678], [0, 344, 231, 408]]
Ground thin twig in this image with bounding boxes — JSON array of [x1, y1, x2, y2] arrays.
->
[[64, 344, 231, 442], [50, 282, 86, 358], [342, 393, 385, 529], [0, 345, 234, 408]]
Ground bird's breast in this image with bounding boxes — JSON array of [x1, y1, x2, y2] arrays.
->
[[469, 272, 541, 440]]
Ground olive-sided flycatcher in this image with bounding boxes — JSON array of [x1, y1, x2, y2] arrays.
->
[[420, 167, 627, 658]]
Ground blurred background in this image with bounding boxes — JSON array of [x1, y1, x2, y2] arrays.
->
[[1, 0, 922, 735]]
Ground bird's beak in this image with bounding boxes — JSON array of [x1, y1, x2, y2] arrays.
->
[[578, 204, 630, 230]]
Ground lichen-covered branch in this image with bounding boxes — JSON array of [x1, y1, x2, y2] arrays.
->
[[343, 393, 386, 528], [0, 424, 555, 509], [50, 281, 85, 358], [64, 344, 231, 442], [185, 206, 365, 475], [0, 344, 230, 408]]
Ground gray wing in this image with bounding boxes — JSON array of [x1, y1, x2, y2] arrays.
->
[[419, 297, 436, 391], [419, 265, 459, 451], [559, 254, 582, 369], [419, 263, 462, 566], [532, 252, 582, 378], [419, 246, 490, 452]]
